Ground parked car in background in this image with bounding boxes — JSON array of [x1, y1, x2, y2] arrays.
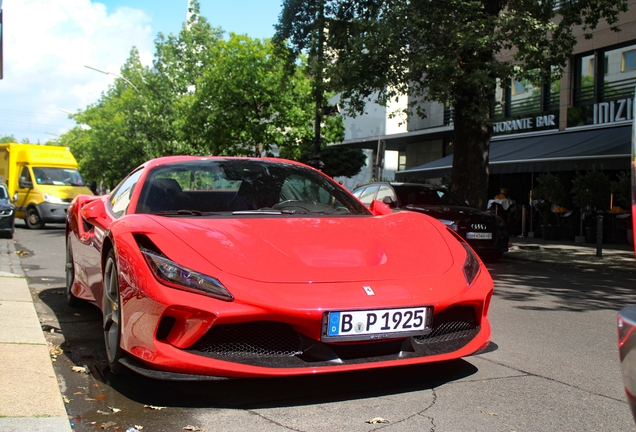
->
[[66, 156, 494, 379], [0, 184, 15, 238], [352, 182, 509, 261]]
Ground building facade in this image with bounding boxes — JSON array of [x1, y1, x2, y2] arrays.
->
[[332, 2, 636, 239]]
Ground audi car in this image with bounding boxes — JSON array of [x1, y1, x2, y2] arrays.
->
[[0, 184, 15, 238], [352, 182, 509, 261], [66, 156, 494, 379]]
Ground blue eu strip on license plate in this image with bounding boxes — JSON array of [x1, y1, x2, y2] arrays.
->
[[324, 306, 430, 342]]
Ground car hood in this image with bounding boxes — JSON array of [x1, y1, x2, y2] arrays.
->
[[150, 212, 456, 284], [0, 199, 13, 210]]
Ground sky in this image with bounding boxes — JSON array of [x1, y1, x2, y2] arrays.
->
[[0, 0, 283, 143]]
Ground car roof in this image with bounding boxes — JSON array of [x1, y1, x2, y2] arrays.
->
[[356, 182, 445, 190], [139, 155, 316, 171]]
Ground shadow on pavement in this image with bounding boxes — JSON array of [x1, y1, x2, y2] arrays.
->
[[488, 259, 636, 312]]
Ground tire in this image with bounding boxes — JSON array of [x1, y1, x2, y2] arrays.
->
[[65, 236, 82, 307], [25, 207, 45, 229], [103, 250, 124, 374]]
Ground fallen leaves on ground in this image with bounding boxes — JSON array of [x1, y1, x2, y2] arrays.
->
[[366, 417, 390, 424], [71, 365, 89, 374], [183, 426, 203, 431], [143, 405, 166, 410], [108, 406, 121, 413], [48, 342, 63, 361]]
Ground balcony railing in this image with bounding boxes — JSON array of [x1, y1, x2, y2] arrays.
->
[[574, 76, 636, 105]]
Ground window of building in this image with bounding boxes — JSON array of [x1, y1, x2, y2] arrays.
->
[[574, 42, 636, 105], [398, 154, 406, 171], [622, 50, 636, 72]]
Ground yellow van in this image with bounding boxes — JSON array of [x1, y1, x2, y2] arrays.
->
[[0, 143, 93, 228]]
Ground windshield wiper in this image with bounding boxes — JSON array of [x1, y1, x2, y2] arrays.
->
[[151, 210, 212, 216], [232, 209, 296, 215]]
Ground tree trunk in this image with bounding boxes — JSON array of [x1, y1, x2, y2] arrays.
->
[[451, 104, 492, 210]]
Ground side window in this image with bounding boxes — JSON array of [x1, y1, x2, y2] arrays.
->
[[357, 185, 379, 206], [19, 167, 32, 188], [110, 169, 144, 218], [281, 174, 330, 203], [376, 186, 395, 204]]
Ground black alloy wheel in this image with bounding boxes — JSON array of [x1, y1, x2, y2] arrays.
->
[[103, 250, 124, 374]]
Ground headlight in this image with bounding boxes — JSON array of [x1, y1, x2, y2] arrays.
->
[[461, 243, 480, 286], [43, 193, 65, 204], [439, 219, 459, 231], [141, 249, 234, 302], [0, 208, 13, 217]]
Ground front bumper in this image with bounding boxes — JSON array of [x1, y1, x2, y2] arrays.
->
[[114, 263, 494, 379], [37, 202, 69, 223]]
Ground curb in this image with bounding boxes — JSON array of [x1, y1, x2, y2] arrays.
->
[[0, 238, 72, 432]]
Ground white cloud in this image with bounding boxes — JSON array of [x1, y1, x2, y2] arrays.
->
[[0, 0, 155, 142]]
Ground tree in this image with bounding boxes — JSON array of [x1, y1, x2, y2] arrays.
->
[[63, 1, 225, 186], [62, 0, 363, 184], [276, 0, 628, 208], [186, 34, 314, 156]]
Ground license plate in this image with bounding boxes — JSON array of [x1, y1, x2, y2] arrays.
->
[[466, 232, 492, 240], [322, 306, 432, 342]]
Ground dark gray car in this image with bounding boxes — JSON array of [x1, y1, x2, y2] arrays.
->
[[352, 182, 509, 261], [0, 184, 15, 238]]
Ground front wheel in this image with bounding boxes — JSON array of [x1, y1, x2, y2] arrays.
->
[[65, 236, 82, 307], [25, 207, 45, 229], [103, 250, 124, 374]]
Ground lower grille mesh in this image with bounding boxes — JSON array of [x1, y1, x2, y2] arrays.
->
[[189, 321, 304, 358], [415, 306, 477, 344]]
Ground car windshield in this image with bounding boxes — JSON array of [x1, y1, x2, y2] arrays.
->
[[136, 159, 371, 216], [395, 186, 467, 207], [32, 167, 85, 187], [0, 186, 7, 200]]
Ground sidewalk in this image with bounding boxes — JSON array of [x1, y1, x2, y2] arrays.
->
[[0, 233, 633, 431], [0, 238, 72, 432], [504, 235, 636, 272]]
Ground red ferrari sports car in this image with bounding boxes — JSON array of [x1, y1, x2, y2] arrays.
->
[[66, 156, 494, 379]]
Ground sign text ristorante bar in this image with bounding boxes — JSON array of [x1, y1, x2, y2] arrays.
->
[[493, 112, 558, 135]]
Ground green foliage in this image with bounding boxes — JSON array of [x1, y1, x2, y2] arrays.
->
[[58, 0, 360, 187], [533, 172, 567, 205], [571, 168, 611, 211], [611, 170, 631, 209]]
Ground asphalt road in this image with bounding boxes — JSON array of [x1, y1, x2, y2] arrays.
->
[[12, 222, 636, 431]]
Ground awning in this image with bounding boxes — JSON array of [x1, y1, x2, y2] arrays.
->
[[396, 124, 632, 179]]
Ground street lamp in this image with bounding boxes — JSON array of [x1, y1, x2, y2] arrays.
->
[[85, 65, 149, 117], [84, 65, 141, 94]]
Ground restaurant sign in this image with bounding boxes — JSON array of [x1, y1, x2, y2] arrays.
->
[[493, 111, 559, 136], [567, 97, 634, 127]]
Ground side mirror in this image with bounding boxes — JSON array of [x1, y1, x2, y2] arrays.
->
[[18, 177, 32, 189], [81, 199, 107, 226], [382, 196, 396, 208], [12, 192, 18, 202], [370, 199, 393, 216]]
